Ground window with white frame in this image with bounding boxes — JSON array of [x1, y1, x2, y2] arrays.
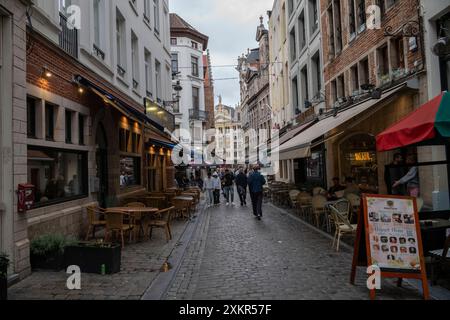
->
[[155, 59, 161, 102], [191, 56, 199, 77], [144, 49, 152, 97], [131, 31, 139, 89], [153, 0, 160, 34], [116, 9, 126, 77], [171, 53, 179, 74], [59, 0, 72, 14], [93, 0, 105, 60], [144, 0, 151, 23]]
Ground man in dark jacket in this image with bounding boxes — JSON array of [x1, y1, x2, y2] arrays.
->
[[222, 169, 235, 206], [248, 165, 266, 220], [235, 168, 248, 206]]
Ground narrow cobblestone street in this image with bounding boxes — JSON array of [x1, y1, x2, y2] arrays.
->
[[165, 195, 424, 300]]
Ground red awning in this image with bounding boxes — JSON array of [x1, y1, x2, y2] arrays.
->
[[376, 93, 445, 152]]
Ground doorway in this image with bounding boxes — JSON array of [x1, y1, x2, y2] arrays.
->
[[96, 124, 108, 208]]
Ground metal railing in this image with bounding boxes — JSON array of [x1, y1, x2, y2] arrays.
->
[[59, 13, 78, 58]]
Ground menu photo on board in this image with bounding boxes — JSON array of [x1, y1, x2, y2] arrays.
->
[[366, 196, 421, 272]]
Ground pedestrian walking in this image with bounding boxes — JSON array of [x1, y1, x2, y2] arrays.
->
[[204, 172, 214, 207], [212, 173, 221, 205], [248, 165, 266, 220], [393, 154, 420, 197], [222, 169, 235, 206], [235, 168, 248, 206]]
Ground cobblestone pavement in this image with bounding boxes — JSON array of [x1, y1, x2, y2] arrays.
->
[[8, 219, 189, 300], [165, 197, 425, 300]]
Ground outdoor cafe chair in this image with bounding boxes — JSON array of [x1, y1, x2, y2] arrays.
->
[[313, 187, 327, 196], [329, 206, 357, 252], [173, 198, 192, 220], [125, 202, 146, 238], [327, 199, 351, 233], [85, 205, 106, 241], [104, 209, 135, 248], [296, 192, 313, 221], [147, 206, 175, 243], [429, 234, 450, 286], [289, 190, 300, 208], [345, 193, 361, 223], [312, 195, 328, 229]]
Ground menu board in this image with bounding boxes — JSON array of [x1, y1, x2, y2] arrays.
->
[[366, 196, 421, 272], [350, 194, 430, 300]]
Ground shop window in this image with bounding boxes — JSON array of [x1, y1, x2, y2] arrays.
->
[[120, 156, 141, 188], [307, 152, 323, 179], [45, 103, 55, 141], [27, 97, 37, 139], [384, 146, 450, 213], [339, 134, 378, 190], [119, 128, 126, 152], [28, 147, 88, 207]]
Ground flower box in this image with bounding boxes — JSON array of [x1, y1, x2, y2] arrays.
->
[[64, 242, 121, 275]]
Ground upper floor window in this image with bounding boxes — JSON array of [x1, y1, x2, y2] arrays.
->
[[145, 49, 153, 97], [116, 9, 126, 76], [78, 114, 85, 146], [289, 27, 297, 62], [155, 60, 162, 102], [144, 0, 151, 22], [27, 97, 37, 139], [59, 0, 72, 14], [192, 41, 198, 49], [45, 103, 56, 141], [298, 11, 306, 52], [93, 0, 105, 60], [171, 38, 177, 45], [191, 56, 199, 77], [287, 0, 294, 17], [171, 53, 179, 74], [309, 0, 319, 35], [65, 110, 73, 144], [131, 31, 139, 89], [192, 87, 200, 109], [153, 0, 160, 34]]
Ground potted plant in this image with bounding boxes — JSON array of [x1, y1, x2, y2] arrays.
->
[[0, 252, 9, 300], [64, 240, 121, 275], [30, 234, 76, 271]]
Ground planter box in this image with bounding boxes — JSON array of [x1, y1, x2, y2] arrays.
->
[[0, 277, 6, 301], [64, 242, 121, 274], [30, 253, 65, 271]]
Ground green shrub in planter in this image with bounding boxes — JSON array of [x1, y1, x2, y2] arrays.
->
[[30, 234, 76, 271], [0, 252, 9, 300], [64, 240, 121, 274]]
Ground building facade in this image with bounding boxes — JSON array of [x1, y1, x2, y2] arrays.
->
[[0, 0, 32, 280], [237, 18, 271, 165], [203, 50, 215, 132], [1, 0, 175, 280], [170, 13, 209, 163], [214, 97, 243, 166]]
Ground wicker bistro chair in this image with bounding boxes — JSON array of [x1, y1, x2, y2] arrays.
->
[[173, 198, 192, 220], [327, 199, 351, 233], [329, 206, 358, 252], [296, 192, 313, 221], [85, 205, 107, 241], [311, 195, 328, 228], [125, 202, 146, 239], [147, 206, 176, 243], [289, 190, 300, 208], [345, 193, 361, 223], [104, 210, 135, 248], [429, 234, 450, 285], [143, 196, 167, 209]]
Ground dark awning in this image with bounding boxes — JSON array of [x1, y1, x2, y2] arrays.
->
[[75, 75, 165, 131]]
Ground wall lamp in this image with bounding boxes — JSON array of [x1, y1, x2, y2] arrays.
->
[[41, 66, 52, 78]]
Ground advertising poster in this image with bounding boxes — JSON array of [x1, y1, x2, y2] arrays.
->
[[366, 196, 421, 272]]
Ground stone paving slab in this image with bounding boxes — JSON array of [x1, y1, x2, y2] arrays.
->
[[165, 197, 428, 300], [8, 219, 189, 300]]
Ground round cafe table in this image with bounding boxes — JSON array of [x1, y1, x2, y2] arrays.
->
[[108, 207, 159, 241]]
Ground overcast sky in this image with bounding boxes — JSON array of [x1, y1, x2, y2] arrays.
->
[[170, 0, 274, 108]]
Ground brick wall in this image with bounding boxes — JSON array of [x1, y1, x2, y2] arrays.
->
[[320, 0, 423, 108]]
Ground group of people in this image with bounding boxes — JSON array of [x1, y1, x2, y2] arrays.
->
[[203, 166, 266, 220]]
